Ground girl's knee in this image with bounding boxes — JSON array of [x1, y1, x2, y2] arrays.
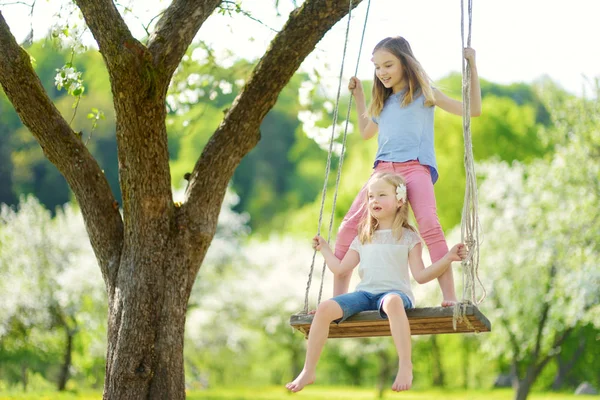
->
[[315, 300, 342, 320], [416, 216, 445, 244], [383, 295, 407, 314]]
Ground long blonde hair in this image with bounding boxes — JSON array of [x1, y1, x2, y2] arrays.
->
[[357, 171, 418, 244], [368, 36, 435, 117]]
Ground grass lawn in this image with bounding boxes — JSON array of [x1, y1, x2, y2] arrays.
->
[[188, 386, 597, 400], [2, 386, 597, 400]]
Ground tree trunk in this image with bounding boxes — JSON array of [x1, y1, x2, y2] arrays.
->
[[376, 348, 393, 399], [462, 336, 470, 389], [57, 329, 74, 391], [102, 234, 192, 400], [514, 378, 533, 400], [514, 364, 538, 400], [20, 363, 28, 392], [290, 343, 303, 380], [430, 335, 445, 387]]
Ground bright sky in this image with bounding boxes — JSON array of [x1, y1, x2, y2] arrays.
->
[[2, 0, 599, 96]]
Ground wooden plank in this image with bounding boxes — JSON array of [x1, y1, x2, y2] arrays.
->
[[289, 305, 491, 339]]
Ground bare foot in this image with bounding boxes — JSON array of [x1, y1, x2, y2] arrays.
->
[[392, 363, 413, 392], [441, 299, 458, 307], [286, 370, 315, 393]]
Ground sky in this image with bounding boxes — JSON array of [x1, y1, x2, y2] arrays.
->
[[2, 0, 599, 96]]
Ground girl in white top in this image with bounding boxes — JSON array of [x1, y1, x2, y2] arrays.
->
[[286, 171, 466, 393]]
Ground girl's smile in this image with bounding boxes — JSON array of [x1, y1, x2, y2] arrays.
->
[[372, 49, 406, 93]]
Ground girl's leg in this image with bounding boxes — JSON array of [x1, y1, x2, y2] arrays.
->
[[286, 299, 343, 392], [395, 163, 457, 305], [381, 294, 413, 391]]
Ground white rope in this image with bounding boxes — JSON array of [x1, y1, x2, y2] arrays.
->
[[454, 0, 487, 329], [302, 0, 371, 313]]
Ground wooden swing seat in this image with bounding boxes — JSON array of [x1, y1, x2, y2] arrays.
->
[[289, 304, 491, 339]]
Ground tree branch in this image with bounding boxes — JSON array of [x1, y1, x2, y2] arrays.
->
[[182, 0, 362, 261], [73, 0, 140, 73], [0, 11, 123, 288], [75, 2, 175, 276], [147, 0, 222, 81]]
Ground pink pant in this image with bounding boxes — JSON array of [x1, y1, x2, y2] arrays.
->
[[334, 160, 448, 263]]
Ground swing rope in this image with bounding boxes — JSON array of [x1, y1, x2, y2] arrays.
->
[[302, 0, 372, 314], [301, 0, 487, 324], [454, 0, 487, 329]]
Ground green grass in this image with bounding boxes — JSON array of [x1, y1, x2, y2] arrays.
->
[[0, 391, 100, 400], [188, 386, 597, 400], [2, 387, 597, 400]]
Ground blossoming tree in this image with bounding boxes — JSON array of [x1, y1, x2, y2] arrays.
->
[[0, 197, 106, 391], [472, 86, 600, 400]]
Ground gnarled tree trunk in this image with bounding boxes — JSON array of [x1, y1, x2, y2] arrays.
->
[[0, 1, 363, 398]]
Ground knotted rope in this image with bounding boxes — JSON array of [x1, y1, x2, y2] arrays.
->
[[454, 0, 487, 330]]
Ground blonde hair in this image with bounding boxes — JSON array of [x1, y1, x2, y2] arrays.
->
[[357, 171, 418, 244], [368, 36, 435, 117]]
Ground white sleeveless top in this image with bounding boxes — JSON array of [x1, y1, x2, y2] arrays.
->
[[349, 228, 421, 305]]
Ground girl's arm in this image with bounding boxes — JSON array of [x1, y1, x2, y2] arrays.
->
[[408, 243, 466, 284], [313, 235, 360, 275], [349, 76, 378, 140], [433, 47, 482, 117]]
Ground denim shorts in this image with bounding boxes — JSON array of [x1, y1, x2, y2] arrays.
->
[[331, 290, 413, 323]]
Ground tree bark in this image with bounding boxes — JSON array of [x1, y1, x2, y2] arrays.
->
[[514, 371, 535, 400], [0, 0, 364, 398]]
